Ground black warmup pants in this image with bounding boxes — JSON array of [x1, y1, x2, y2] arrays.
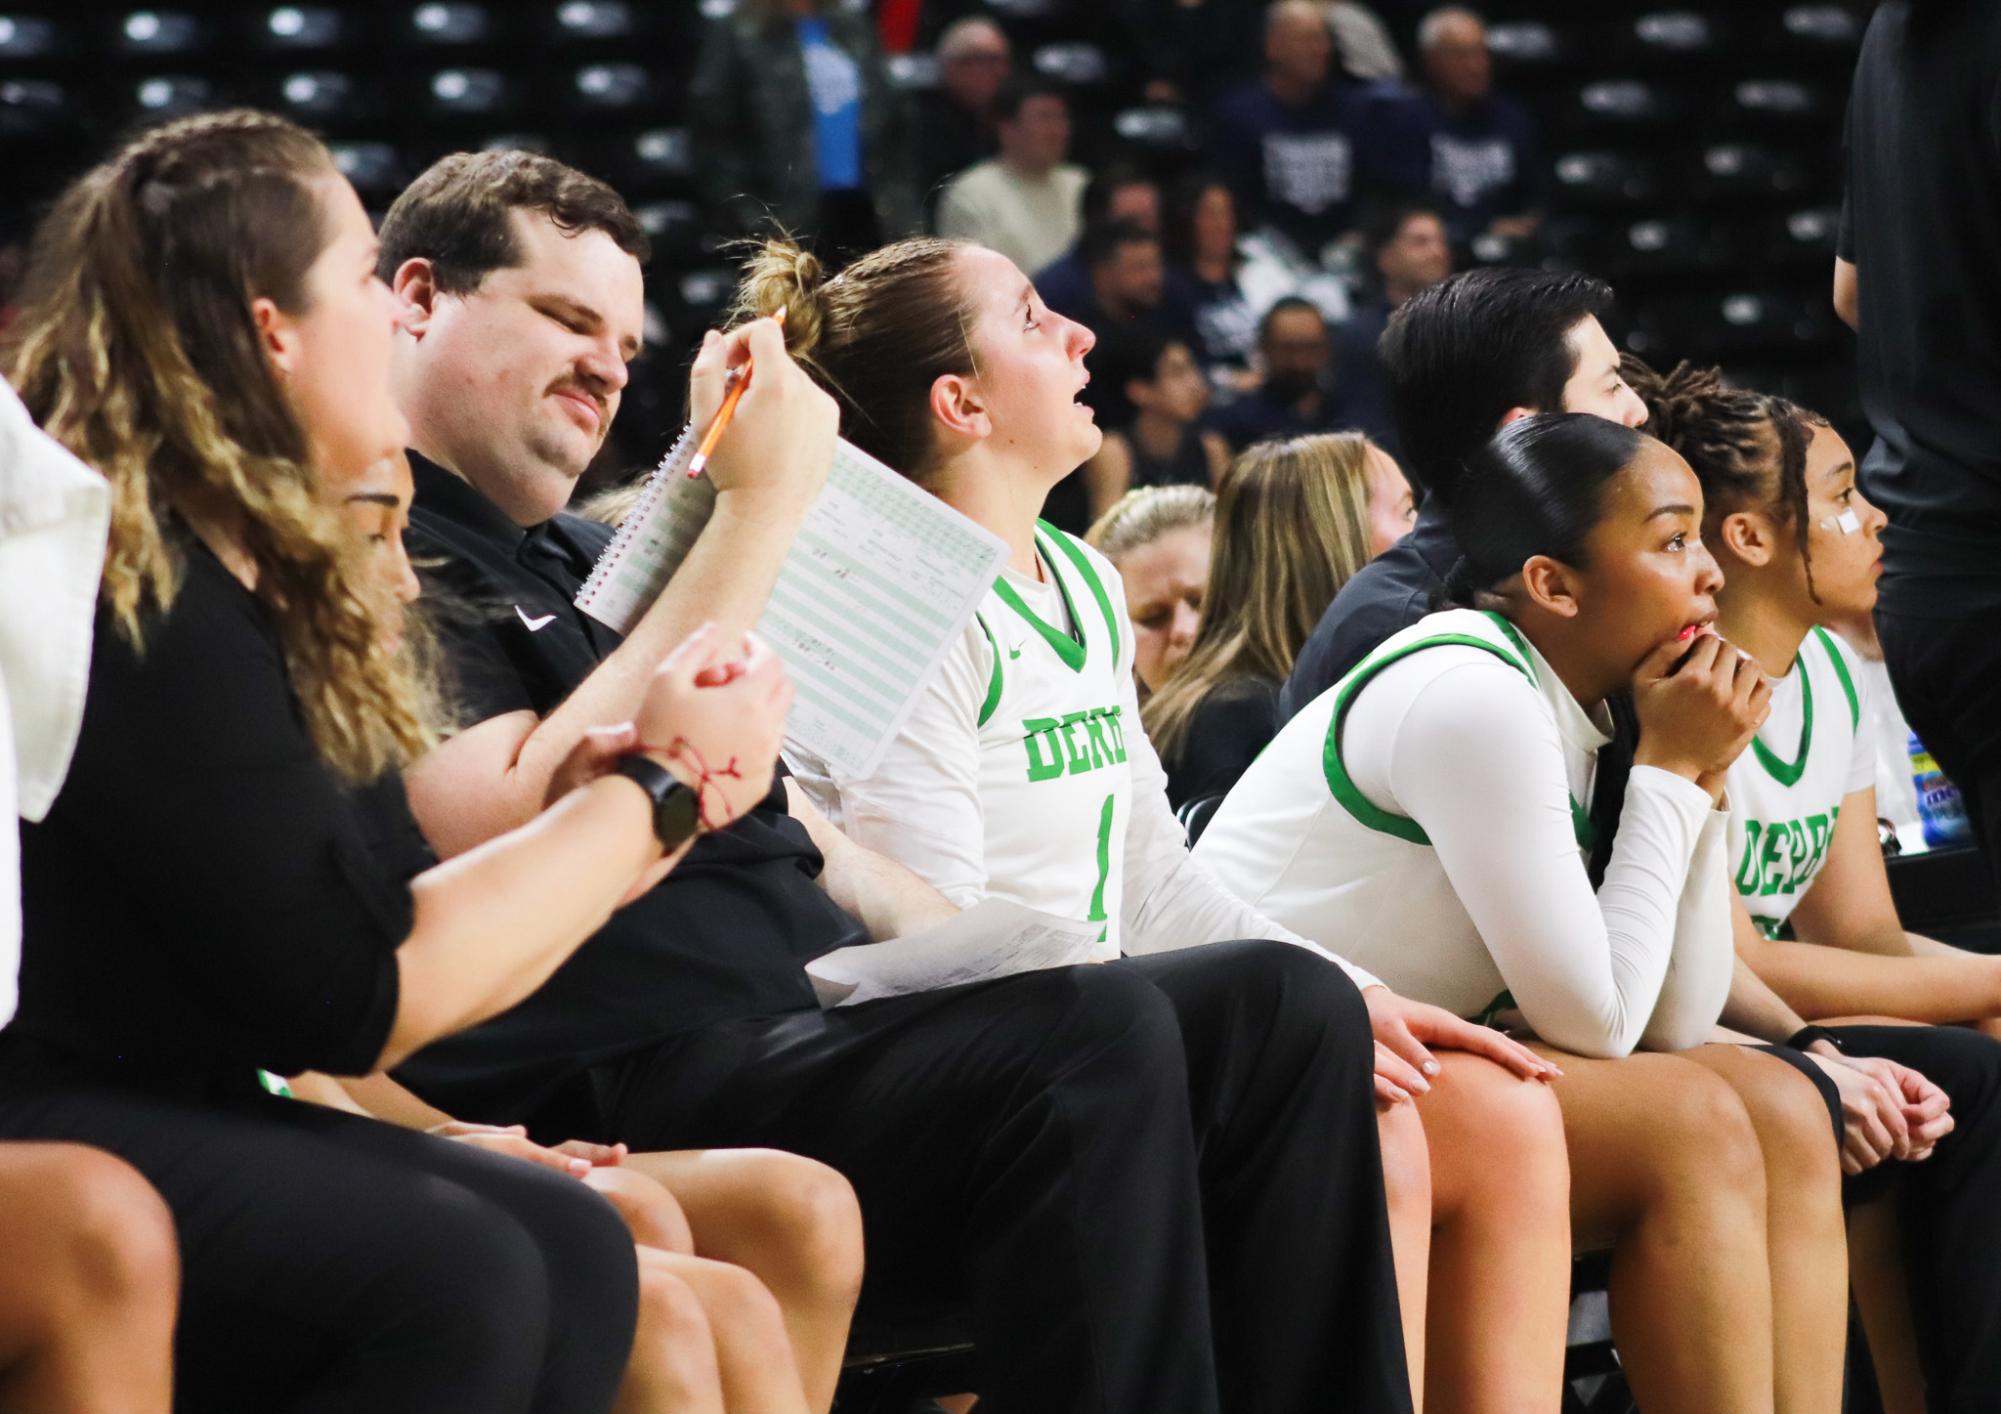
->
[[584, 940, 1411, 1414], [1826, 1023, 2001, 1414], [1877, 599, 2001, 878], [0, 1059, 638, 1414]]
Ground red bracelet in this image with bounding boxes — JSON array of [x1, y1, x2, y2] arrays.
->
[[634, 736, 745, 833]]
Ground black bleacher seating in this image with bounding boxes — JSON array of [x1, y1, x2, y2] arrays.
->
[[0, 12, 62, 57], [424, 67, 516, 120], [548, 1, 637, 43], [407, 2, 493, 46], [255, 6, 352, 52], [117, 9, 208, 57]]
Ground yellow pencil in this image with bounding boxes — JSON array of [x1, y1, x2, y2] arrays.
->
[[687, 308, 787, 479]]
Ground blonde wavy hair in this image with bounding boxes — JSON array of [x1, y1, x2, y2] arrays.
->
[[5, 109, 432, 781], [1083, 483, 1216, 561], [1142, 433, 1377, 761]]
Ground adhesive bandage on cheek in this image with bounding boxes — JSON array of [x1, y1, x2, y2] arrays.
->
[[1824, 508, 1862, 535]]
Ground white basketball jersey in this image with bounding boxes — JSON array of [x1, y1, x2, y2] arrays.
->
[[967, 522, 1136, 944], [1725, 626, 1871, 937]]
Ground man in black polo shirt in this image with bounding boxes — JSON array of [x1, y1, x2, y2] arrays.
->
[[380, 150, 1414, 1414], [1838, 0, 2001, 881]]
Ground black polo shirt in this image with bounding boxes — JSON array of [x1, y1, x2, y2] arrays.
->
[[394, 455, 866, 1127], [1842, 0, 2001, 607]]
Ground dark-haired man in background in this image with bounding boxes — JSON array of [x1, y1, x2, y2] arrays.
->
[[1208, 296, 1347, 451], [1281, 266, 1641, 712]]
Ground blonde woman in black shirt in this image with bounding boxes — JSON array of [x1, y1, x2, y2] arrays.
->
[[2, 111, 795, 1413]]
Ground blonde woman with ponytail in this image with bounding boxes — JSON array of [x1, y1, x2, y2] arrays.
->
[[753, 235, 1573, 1414], [1, 111, 793, 1413]]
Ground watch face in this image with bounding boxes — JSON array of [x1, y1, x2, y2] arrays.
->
[[657, 780, 703, 846]]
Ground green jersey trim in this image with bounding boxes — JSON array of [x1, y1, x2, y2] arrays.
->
[[991, 532, 1091, 673], [1751, 649, 1814, 787], [1322, 611, 1595, 851], [1813, 626, 1860, 732], [1041, 520, 1124, 669], [974, 613, 1005, 728]]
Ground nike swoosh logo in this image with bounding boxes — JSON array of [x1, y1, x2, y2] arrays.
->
[[1008, 643, 1024, 659], [515, 606, 558, 632]]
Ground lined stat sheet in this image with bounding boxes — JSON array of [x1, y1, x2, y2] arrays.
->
[[576, 429, 1007, 779]]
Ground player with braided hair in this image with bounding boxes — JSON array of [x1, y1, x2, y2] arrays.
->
[[1633, 354, 2001, 1413]]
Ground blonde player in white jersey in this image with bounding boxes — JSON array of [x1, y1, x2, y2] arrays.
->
[[1199, 411, 1869, 1413], [737, 235, 1574, 1414], [1635, 357, 2001, 1413]]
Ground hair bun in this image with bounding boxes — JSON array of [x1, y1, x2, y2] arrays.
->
[[1624, 354, 1724, 449], [730, 239, 829, 363]]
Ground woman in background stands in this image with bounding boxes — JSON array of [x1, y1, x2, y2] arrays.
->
[[745, 233, 1576, 1414], [1147, 431, 1413, 809], [1086, 484, 1215, 702], [0, 110, 790, 1412], [1076, 327, 1231, 525]]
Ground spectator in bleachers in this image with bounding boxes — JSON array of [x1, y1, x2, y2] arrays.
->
[[1199, 412, 1862, 1414], [1077, 326, 1229, 523], [1033, 163, 1162, 318], [1208, 1, 1375, 258], [1061, 222, 1195, 352], [914, 16, 1011, 215], [1209, 296, 1346, 450], [379, 150, 1424, 1414], [1329, 201, 1453, 455], [751, 233, 1580, 1414], [1146, 431, 1412, 811], [0, 109, 784, 1412], [1630, 355, 2001, 1413], [1839, 0, 2001, 888], [1123, 0, 1402, 104], [690, 0, 918, 257], [1166, 174, 1265, 385], [935, 77, 1088, 278], [0, 382, 177, 1414], [1284, 268, 1644, 715], [1371, 7, 1544, 244], [1085, 484, 1216, 699]]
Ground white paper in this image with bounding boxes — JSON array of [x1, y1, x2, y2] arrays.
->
[[575, 429, 1008, 779], [806, 899, 1109, 1008]]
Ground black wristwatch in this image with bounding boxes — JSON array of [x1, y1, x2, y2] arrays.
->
[[1787, 1025, 1845, 1055], [611, 754, 702, 852]]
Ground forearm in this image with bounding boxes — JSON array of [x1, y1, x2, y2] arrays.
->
[[384, 773, 676, 1069], [1739, 937, 2001, 1025], [340, 1073, 459, 1128], [818, 833, 960, 941], [519, 497, 805, 803], [1718, 951, 1809, 1043]]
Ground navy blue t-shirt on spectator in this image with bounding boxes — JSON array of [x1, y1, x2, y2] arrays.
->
[[1208, 80, 1373, 250], [1207, 379, 1347, 452], [1173, 267, 1261, 376], [1371, 90, 1541, 240]]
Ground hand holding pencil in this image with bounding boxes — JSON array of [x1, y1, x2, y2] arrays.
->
[[682, 309, 839, 512]]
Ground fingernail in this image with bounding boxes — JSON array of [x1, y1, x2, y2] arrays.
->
[[1422, 1060, 1441, 1076], [1388, 1087, 1409, 1104], [1677, 624, 1697, 642]]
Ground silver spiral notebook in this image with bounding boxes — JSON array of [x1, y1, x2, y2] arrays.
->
[[575, 426, 1008, 779]]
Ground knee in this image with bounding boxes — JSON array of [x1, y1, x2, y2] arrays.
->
[[1745, 1059, 1844, 1192], [1377, 1101, 1433, 1224], [586, 1166, 696, 1254], [690, 1260, 792, 1351], [1442, 1062, 1570, 1197], [1027, 963, 1187, 1083], [635, 1263, 720, 1385], [1641, 1066, 1766, 1209], [732, 1151, 865, 1307], [46, 1147, 180, 1312]]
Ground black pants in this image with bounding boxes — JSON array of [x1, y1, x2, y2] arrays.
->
[[1877, 600, 2001, 877], [0, 1069, 638, 1414], [586, 941, 1411, 1414], [1826, 1023, 2001, 1414]]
